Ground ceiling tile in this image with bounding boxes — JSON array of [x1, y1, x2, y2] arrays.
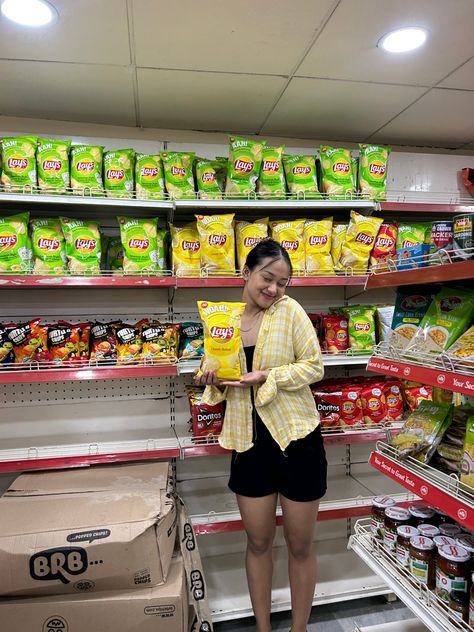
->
[[137, 69, 286, 132], [439, 57, 474, 90], [0, 0, 130, 65], [0, 61, 136, 126], [132, 0, 336, 74], [261, 77, 425, 140], [297, 0, 474, 86]]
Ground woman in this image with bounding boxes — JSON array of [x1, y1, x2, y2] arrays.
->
[[195, 239, 326, 632]]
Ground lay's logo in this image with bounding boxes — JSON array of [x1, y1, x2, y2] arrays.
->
[[7, 157, 28, 170], [355, 322, 370, 332], [202, 172, 216, 183], [183, 240, 200, 252], [234, 158, 254, 173], [292, 166, 310, 176], [106, 169, 124, 180], [42, 159, 62, 172], [38, 237, 60, 251], [76, 161, 95, 173], [209, 326, 234, 341], [309, 235, 327, 247], [74, 238, 96, 251], [129, 238, 149, 250], [141, 166, 158, 178], [208, 234, 226, 246], [375, 235, 394, 249], [243, 236, 261, 248], [355, 232, 374, 246], [333, 161, 350, 174], [171, 166, 186, 177], [281, 240, 298, 251], [0, 234, 17, 250], [262, 160, 280, 173], [369, 162, 386, 177]]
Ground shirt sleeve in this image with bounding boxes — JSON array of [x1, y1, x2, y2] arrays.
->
[[201, 385, 228, 405]]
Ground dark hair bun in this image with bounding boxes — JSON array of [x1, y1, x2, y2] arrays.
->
[[244, 238, 293, 276]]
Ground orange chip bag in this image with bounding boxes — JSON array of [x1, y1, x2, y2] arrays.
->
[[170, 222, 201, 276], [47, 323, 81, 365], [139, 320, 180, 363], [304, 217, 334, 276], [339, 211, 383, 273], [7, 319, 48, 364], [196, 214, 235, 274], [113, 322, 142, 365], [370, 222, 398, 271], [198, 300, 246, 380], [271, 219, 305, 275], [235, 217, 268, 270]]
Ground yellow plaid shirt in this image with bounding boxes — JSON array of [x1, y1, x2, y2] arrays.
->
[[202, 295, 324, 452]]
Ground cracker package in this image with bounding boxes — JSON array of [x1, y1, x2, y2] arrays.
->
[[161, 151, 195, 199], [370, 222, 398, 271], [235, 217, 269, 270], [179, 322, 204, 359], [257, 145, 286, 199], [70, 145, 104, 195], [195, 158, 222, 200], [319, 146, 354, 198], [390, 286, 437, 351], [331, 223, 348, 269], [30, 218, 67, 274], [396, 223, 431, 270], [37, 138, 71, 193], [60, 217, 101, 274], [0, 212, 32, 272], [104, 149, 135, 198], [339, 211, 383, 272], [118, 216, 158, 274], [304, 217, 334, 276], [446, 324, 474, 369], [461, 416, 474, 488], [271, 219, 305, 275], [135, 154, 166, 200], [196, 214, 235, 274], [343, 305, 377, 354], [198, 300, 246, 380], [0, 136, 37, 191], [283, 154, 320, 198], [358, 144, 390, 200], [170, 222, 201, 276], [225, 136, 265, 197]]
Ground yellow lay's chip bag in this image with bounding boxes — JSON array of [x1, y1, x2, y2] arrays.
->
[[170, 222, 201, 276], [338, 211, 383, 273], [331, 223, 348, 271], [235, 217, 268, 270], [196, 214, 235, 274], [304, 218, 334, 276], [198, 300, 246, 380], [271, 219, 305, 275]]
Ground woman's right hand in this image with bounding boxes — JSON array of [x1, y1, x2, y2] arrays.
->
[[194, 369, 224, 388]]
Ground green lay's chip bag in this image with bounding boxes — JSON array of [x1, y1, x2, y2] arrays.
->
[[104, 149, 135, 199], [342, 305, 377, 354], [161, 151, 195, 199], [135, 154, 166, 200], [156, 228, 168, 272], [70, 145, 104, 196], [37, 138, 71, 194], [257, 145, 286, 199], [0, 212, 31, 272], [60, 217, 101, 274], [30, 218, 67, 274], [195, 159, 222, 200], [359, 144, 390, 200], [283, 154, 320, 199], [118, 216, 158, 274], [225, 136, 266, 198], [108, 236, 124, 272], [319, 146, 354, 198], [1, 136, 37, 192]]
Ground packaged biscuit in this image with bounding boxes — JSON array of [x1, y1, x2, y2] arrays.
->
[[358, 144, 390, 200], [390, 286, 437, 350], [271, 219, 305, 275], [225, 136, 265, 197], [304, 217, 334, 275], [453, 214, 474, 261], [108, 236, 124, 272], [186, 386, 224, 439], [60, 217, 101, 274], [47, 323, 81, 365], [90, 321, 117, 363], [7, 319, 48, 364], [30, 218, 67, 274], [370, 222, 398, 270], [196, 213, 235, 274], [235, 217, 269, 270], [0, 326, 14, 367], [195, 158, 222, 200], [339, 211, 383, 272], [319, 146, 354, 198], [283, 154, 320, 198], [139, 321, 180, 363], [198, 300, 246, 380], [118, 216, 158, 274], [113, 322, 143, 365], [461, 416, 474, 488], [70, 145, 104, 195], [321, 314, 348, 353], [37, 138, 70, 193], [1, 136, 37, 191], [361, 384, 387, 426], [0, 212, 32, 272], [161, 151, 195, 199], [179, 322, 204, 359], [343, 305, 377, 353], [104, 149, 135, 198], [257, 145, 286, 199], [331, 223, 348, 269], [396, 222, 431, 270], [135, 153, 166, 200], [170, 222, 201, 276], [446, 324, 474, 369], [429, 221, 454, 263]]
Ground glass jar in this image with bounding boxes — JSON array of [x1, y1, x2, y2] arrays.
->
[[439, 523, 462, 538], [455, 534, 474, 572], [469, 572, 474, 628], [384, 506, 411, 552], [408, 504, 436, 527], [371, 496, 396, 540], [449, 590, 469, 623], [417, 523, 440, 539], [434, 509, 455, 526], [396, 525, 419, 568], [436, 544, 471, 604], [409, 535, 436, 589]]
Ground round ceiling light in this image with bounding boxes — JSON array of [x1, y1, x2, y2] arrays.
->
[[1, 0, 57, 27], [379, 27, 428, 53]]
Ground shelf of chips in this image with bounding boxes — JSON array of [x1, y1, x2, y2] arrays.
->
[[173, 196, 376, 210], [0, 189, 174, 210], [0, 273, 176, 288]]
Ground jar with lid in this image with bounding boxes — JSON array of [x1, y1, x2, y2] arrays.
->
[[469, 572, 474, 627], [384, 506, 411, 552], [436, 544, 471, 603], [434, 509, 455, 526], [455, 534, 474, 572], [433, 535, 457, 563], [408, 505, 436, 527], [417, 523, 440, 539], [449, 590, 469, 623], [409, 536, 436, 588], [371, 496, 396, 540], [396, 525, 419, 568], [439, 523, 462, 538]]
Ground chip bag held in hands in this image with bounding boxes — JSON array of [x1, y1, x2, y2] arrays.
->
[[161, 151, 195, 199], [37, 138, 71, 194], [339, 211, 383, 272], [198, 300, 246, 380], [271, 219, 305, 275], [170, 222, 201, 276], [304, 218, 334, 275], [235, 217, 268, 270], [319, 146, 354, 198], [135, 154, 166, 200], [70, 145, 104, 196], [257, 146, 286, 199], [283, 154, 320, 198], [195, 158, 223, 200], [196, 214, 235, 274], [1, 136, 37, 191], [358, 144, 390, 200], [104, 149, 135, 199], [0, 212, 31, 272], [60, 217, 101, 274], [225, 136, 265, 198], [30, 218, 67, 274], [118, 216, 158, 274]]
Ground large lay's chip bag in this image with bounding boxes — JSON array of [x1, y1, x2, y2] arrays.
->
[[0, 212, 31, 272], [198, 300, 246, 380], [331, 223, 348, 269], [30, 218, 67, 274], [283, 155, 320, 198], [271, 219, 305, 275], [1, 136, 37, 191], [359, 144, 390, 200], [196, 214, 235, 274], [118, 216, 158, 274], [104, 149, 135, 198], [304, 217, 334, 276], [70, 145, 104, 195], [235, 217, 268, 270], [370, 222, 398, 271], [37, 138, 71, 193], [257, 146, 286, 199], [339, 211, 383, 273], [135, 154, 166, 200], [319, 146, 354, 198], [161, 151, 195, 199], [225, 136, 265, 198], [170, 222, 201, 276], [60, 217, 101, 274], [343, 305, 377, 354], [195, 158, 222, 200]]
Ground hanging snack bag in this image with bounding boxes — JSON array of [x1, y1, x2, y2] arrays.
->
[[343, 305, 377, 354], [170, 222, 201, 276], [429, 221, 454, 263], [319, 146, 354, 198], [196, 213, 235, 274], [321, 314, 348, 354], [0, 212, 31, 272], [36, 138, 70, 193], [139, 321, 180, 363], [103, 149, 135, 198], [179, 322, 204, 359], [271, 219, 305, 275], [257, 145, 286, 199], [358, 144, 390, 200], [161, 151, 196, 199], [30, 218, 67, 274], [60, 217, 101, 274], [445, 324, 474, 370], [383, 380, 404, 421], [235, 217, 269, 270], [135, 154, 166, 200], [370, 222, 398, 271], [70, 145, 104, 195], [90, 321, 117, 363], [390, 286, 437, 350], [339, 211, 383, 273], [331, 223, 348, 269], [117, 216, 158, 274], [197, 300, 246, 380], [402, 382, 432, 412], [361, 384, 387, 426], [108, 236, 124, 272], [283, 154, 320, 198], [186, 386, 225, 439], [1, 136, 37, 191], [0, 326, 14, 367], [225, 136, 265, 198], [7, 319, 48, 364], [312, 388, 342, 429], [304, 217, 334, 276], [113, 322, 143, 365], [461, 416, 474, 488], [47, 323, 81, 365], [195, 158, 222, 200], [452, 214, 474, 261], [340, 386, 364, 429]]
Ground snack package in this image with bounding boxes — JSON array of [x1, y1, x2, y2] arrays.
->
[[0, 212, 32, 272], [170, 222, 201, 276], [343, 305, 377, 354], [319, 146, 354, 198], [0, 326, 14, 367], [396, 223, 430, 270], [197, 300, 246, 380], [461, 416, 474, 488], [271, 219, 305, 275], [37, 138, 71, 193], [156, 228, 168, 272], [375, 305, 395, 346], [321, 314, 348, 354], [108, 236, 124, 272], [195, 158, 223, 200], [179, 322, 204, 359], [383, 380, 404, 421], [235, 217, 268, 270], [104, 149, 135, 198], [117, 216, 158, 274], [331, 223, 348, 269], [389, 286, 438, 351], [161, 151, 195, 199], [78, 322, 91, 361], [304, 217, 334, 276], [196, 214, 235, 274], [70, 145, 104, 195], [0, 136, 37, 191], [7, 319, 48, 364], [361, 384, 387, 426], [312, 388, 342, 429], [340, 386, 364, 429], [452, 214, 474, 261], [30, 218, 67, 274], [47, 324, 81, 365], [225, 136, 265, 197], [60, 217, 101, 274], [429, 221, 454, 263], [370, 223, 398, 271], [283, 154, 320, 198], [139, 321, 180, 363], [351, 156, 359, 191], [89, 321, 117, 363], [402, 382, 432, 412], [186, 386, 224, 439], [135, 153, 166, 200], [358, 144, 390, 200], [257, 145, 286, 199], [214, 159, 227, 193], [113, 322, 142, 365], [338, 211, 383, 272], [445, 324, 474, 370]]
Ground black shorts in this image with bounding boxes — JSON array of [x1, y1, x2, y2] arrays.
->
[[228, 418, 327, 502]]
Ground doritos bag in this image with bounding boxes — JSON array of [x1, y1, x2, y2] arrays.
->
[[186, 386, 224, 439]]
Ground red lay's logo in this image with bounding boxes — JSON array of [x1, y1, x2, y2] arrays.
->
[[234, 158, 254, 174], [208, 234, 226, 246], [309, 235, 328, 247], [42, 159, 62, 172], [38, 237, 60, 251], [106, 169, 124, 180], [281, 240, 299, 251], [368, 398, 381, 411], [76, 161, 95, 173], [209, 326, 234, 340], [74, 238, 97, 251], [262, 160, 280, 173], [369, 161, 386, 178], [128, 238, 149, 250], [7, 157, 28, 171], [243, 237, 262, 248], [333, 160, 350, 175], [171, 166, 186, 177], [140, 166, 158, 178], [182, 240, 200, 252], [355, 322, 370, 332], [355, 232, 374, 246], [375, 235, 395, 249], [0, 233, 18, 250], [292, 165, 310, 176], [202, 172, 216, 183]]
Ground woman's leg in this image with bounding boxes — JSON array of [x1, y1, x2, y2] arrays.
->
[[236, 493, 278, 632], [280, 495, 320, 632]]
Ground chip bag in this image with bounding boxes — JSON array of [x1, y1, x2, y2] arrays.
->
[[179, 322, 204, 359], [161, 151, 195, 199], [135, 153, 166, 200], [271, 219, 305, 275], [383, 380, 404, 421], [312, 388, 342, 429], [90, 321, 117, 363], [118, 216, 158, 274], [319, 146, 354, 198], [195, 158, 222, 200], [104, 149, 135, 198], [113, 322, 143, 365], [370, 222, 398, 271], [70, 145, 104, 195], [225, 136, 265, 198], [30, 218, 67, 275], [358, 144, 390, 200], [198, 300, 246, 380], [78, 322, 91, 361], [186, 386, 224, 439], [339, 211, 383, 273], [0, 326, 14, 367], [396, 223, 431, 270], [235, 217, 269, 270], [361, 384, 387, 426], [108, 236, 124, 272], [7, 319, 48, 364], [340, 386, 364, 429], [156, 228, 168, 272], [47, 323, 81, 365], [283, 154, 320, 198], [170, 222, 201, 276], [0, 212, 32, 272], [304, 218, 334, 275], [196, 214, 235, 274], [139, 321, 180, 363], [321, 314, 348, 354], [402, 382, 432, 412], [461, 416, 474, 488], [60, 217, 101, 274], [37, 138, 71, 193], [1, 136, 37, 191], [343, 305, 377, 354], [257, 145, 286, 199], [331, 223, 348, 270]]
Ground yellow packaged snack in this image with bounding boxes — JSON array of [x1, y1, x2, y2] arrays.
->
[[198, 300, 246, 380], [304, 217, 334, 276], [196, 214, 235, 275], [235, 217, 269, 270], [331, 223, 348, 270], [339, 211, 383, 273], [170, 222, 201, 276], [271, 219, 305, 275]]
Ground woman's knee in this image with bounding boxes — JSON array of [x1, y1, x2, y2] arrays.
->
[[285, 536, 314, 560], [247, 533, 274, 556]]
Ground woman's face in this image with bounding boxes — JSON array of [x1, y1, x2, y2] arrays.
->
[[243, 257, 290, 309]]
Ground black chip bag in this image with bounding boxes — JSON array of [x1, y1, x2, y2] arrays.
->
[[179, 321, 204, 359], [90, 321, 118, 363], [0, 325, 14, 367], [113, 322, 142, 365]]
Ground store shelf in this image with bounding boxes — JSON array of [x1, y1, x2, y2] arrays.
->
[[0, 190, 172, 210], [175, 197, 376, 210], [380, 200, 474, 214], [0, 274, 175, 288], [354, 621, 428, 632], [366, 259, 474, 289], [175, 275, 368, 287]]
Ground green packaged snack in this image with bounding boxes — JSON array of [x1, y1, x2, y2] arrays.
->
[[358, 144, 391, 200], [30, 218, 66, 274], [390, 286, 438, 350], [118, 216, 158, 274], [461, 416, 474, 488], [215, 159, 227, 193], [351, 156, 359, 192], [257, 145, 286, 199], [225, 136, 265, 198], [70, 145, 104, 196], [60, 217, 101, 274], [108, 236, 124, 272], [195, 159, 222, 200], [104, 149, 135, 198], [396, 223, 431, 249], [179, 322, 204, 359], [37, 138, 71, 193], [161, 151, 195, 199], [156, 228, 168, 272], [319, 146, 354, 198], [1, 136, 37, 192], [0, 212, 31, 272], [135, 154, 166, 200], [283, 154, 320, 198], [100, 234, 109, 270], [342, 305, 377, 354]]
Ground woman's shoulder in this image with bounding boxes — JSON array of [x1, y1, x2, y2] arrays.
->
[[274, 295, 305, 316]]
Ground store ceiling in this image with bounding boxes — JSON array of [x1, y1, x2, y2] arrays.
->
[[0, 0, 473, 150]]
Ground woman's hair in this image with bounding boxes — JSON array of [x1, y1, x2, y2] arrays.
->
[[244, 238, 293, 276]]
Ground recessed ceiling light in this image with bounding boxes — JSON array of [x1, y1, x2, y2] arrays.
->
[[1, 0, 57, 27], [379, 27, 428, 53]]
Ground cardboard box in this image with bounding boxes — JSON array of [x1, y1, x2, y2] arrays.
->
[[0, 555, 188, 632], [0, 462, 177, 597]]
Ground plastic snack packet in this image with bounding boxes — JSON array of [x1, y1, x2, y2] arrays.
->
[[271, 219, 305, 275], [343, 305, 377, 354], [135, 154, 166, 200], [196, 214, 235, 274], [0, 212, 31, 272], [319, 146, 354, 198], [139, 321, 180, 364], [70, 145, 104, 196], [37, 138, 71, 193], [170, 222, 201, 276], [47, 323, 81, 365], [331, 223, 348, 269], [113, 322, 143, 365], [1, 136, 37, 191], [257, 146, 286, 199], [7, 319, 48, 364], [339, 211, 383, 273], [90, 321, 118, 363], [389, 286, 438, 351], [235, 217, 269, 270], [118, 216, 158, 274], [161, 151, 196, 199], [283, 154, 320, 198], [370, 223, 398, 271], [396, 223, 431, 270], [321, 314, 349, 353], [195, 158, 223, 200], [179, 322, 204, 359], [186, 386, 224, 439], [225, 136, 265, 198], [358, 144, 391, 200], [104, 149, 135, 198], [304, 217, 334, 276], [60, 217, 101, 274], [30, 218, 67, 274], [0, 326, 14, 367]]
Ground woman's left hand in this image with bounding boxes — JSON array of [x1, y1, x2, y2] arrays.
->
[[220, 370, 270, 388]]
